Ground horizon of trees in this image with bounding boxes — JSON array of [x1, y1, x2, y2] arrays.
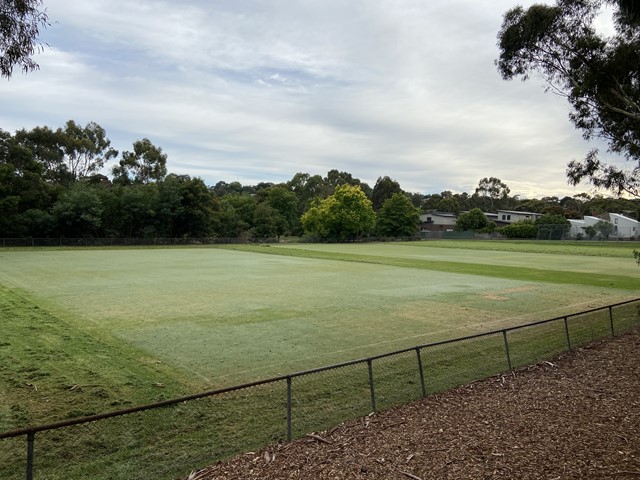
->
[[2, 121, 640, 240]]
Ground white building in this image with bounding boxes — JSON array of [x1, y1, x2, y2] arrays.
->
[[568, 216, 601, 238], [609, 213, 640, 239], [568, 213, 639, 239], [419, 212, 457, 233], [496, 210, 542, 224]]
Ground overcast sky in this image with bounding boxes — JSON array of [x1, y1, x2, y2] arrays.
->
[[0, 0, 622, 198]]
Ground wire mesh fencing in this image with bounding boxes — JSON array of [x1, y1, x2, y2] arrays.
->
[[288, 363, 372, 440], [1, 380, 289, 480], [425, 332, 511, 395], [613, 300, 640, 331], [372, 349, 425, 409], [506, 318, 569, 369], [1, 298, 639, 480]]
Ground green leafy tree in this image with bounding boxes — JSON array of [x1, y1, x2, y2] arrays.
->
[[371, 176, 402, 211], [324, 169, 371, 196], [594, 219, 615, 239], [473, 177, 511, 211], [14, 121, 117, 185], [0, 129, 57, 235], [217, 198, 251, 238], [496, 0, 640, 197], [102, 183, 159, 238], [209, 180, 243, 197], [288, 172, 329, 201], [455, 208, 491, 231], [498, 220, 537, 239], [375, 192, 420, 237], [252, 203, 286, 239], [301, 184, 375, 240], [265, 184, 298, 235], [56, 120, 118, 182], [436, 197, 461, 214], [535, 213, 571, 240], [222, 193, 256, 229], [422, 193, 442, 211], [514, 199, 547, 213], [112, 138, 167, 185], [52, 183, 104, 237], [155, 174, 217, 237], [582, 225, 598, 239], [17, 207, 54, 236], [13, 125, 67, 183], [407, 191, 425, 208], [1, 0, 49, 78], [287, 172, 331, 229]]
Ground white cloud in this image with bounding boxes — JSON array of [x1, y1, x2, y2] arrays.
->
[[0, 0, 619, 198]]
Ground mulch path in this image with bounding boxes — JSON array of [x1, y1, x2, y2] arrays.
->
[[188, 330, 640, 479]]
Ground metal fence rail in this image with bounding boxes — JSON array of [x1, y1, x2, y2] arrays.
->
[[0, 236, 424, 247], [1, 298, 639, 480], [0, 237, 260, 247]]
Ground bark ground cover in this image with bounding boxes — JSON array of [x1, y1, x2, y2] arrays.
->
[[192, 329, 640, 480]]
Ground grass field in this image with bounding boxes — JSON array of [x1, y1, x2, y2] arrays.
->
[[1, 239, 639, 479], [1, 240, 639, 431]]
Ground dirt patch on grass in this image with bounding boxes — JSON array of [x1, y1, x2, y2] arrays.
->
[[189, 329, 640, 479]]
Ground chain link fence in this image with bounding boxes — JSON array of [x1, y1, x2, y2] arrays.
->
[[0, 237, 261, 247], [0, 236, 425, 248], [1, 298, 639, 480]]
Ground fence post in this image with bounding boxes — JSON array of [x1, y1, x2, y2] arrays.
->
[[286, 377, 292, 442], [367, 359, 376, 412], [609, 306, 615, 337], [415, 347, 426, 398], [26, 432, 35, 480], [563, 316, 571, 352], [502, 330, 512, 372]]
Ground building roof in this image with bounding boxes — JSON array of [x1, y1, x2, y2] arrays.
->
[[496, 210, 542, 216]]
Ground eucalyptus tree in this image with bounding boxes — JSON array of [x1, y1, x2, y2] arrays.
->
[[497, 0, 640, 197], [56, 120, 118, 181], [371, 176, 402, 211], [287, 172, 330, 216], [1, 0, 49, 78], [473, 177, 511, 211], [112, 138, 167, 185]]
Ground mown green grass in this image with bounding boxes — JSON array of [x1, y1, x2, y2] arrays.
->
[[224, 242, 640, 290], [0, 285, 191, 431], [403, 239, 640, 257], [3, 245, 635, 401], [0, 241, 639, 479], [0, 243, 637, 427], [2, 298, 638, 480]]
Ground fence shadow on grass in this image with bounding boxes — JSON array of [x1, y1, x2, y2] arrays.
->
[[1, 298, 639, 480]]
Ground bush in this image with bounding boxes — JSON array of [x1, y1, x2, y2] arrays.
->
[[455, 208, 490, 231], [498, 220, 537, 239]]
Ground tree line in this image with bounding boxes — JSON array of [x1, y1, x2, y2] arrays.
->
[[1, 120, 639, 240], [2, 0, 639, 241]]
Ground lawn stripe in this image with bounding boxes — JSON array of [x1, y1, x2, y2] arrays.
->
[[221, 244, 640, 290]]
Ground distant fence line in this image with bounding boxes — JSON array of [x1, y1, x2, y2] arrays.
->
[[0, 237, 261, 247], [1, 298, 639, 480], [2, 234, 639, 247], [0, 236, 427, 247]]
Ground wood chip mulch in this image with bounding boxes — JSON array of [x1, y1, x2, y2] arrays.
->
[[187, 330, 640, 479]]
